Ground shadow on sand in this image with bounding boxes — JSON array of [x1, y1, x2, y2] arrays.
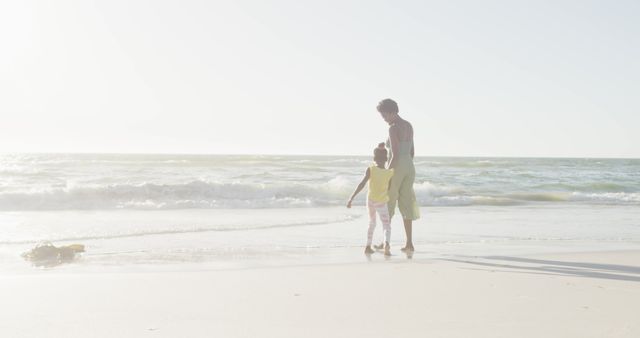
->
[[440, 255, 640, 282]]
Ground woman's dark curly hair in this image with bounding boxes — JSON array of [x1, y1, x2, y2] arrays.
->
[[376, 98, 399, 114]]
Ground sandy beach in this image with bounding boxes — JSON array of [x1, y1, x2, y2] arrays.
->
[[2, 249, 639, 338]]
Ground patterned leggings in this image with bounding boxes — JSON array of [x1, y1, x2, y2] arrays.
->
[[367, 199, 391, 246]]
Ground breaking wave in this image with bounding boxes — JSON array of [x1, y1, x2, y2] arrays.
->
[[0, 179, 638, 210]]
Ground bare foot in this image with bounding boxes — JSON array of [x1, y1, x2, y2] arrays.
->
[[364, 246, 374, 254], [384, 242, 391, 256], [400, 245, 415, 253]]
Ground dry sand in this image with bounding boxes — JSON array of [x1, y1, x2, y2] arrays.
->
[[1, 250, 639, 338]]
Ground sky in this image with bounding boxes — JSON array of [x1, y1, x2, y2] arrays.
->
[[1, 0, 639, 157]]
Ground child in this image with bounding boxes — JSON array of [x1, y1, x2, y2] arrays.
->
[[347, 143, 394, 255]]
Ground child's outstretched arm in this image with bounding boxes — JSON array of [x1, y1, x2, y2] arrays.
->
[[347, 168, 370, 208]]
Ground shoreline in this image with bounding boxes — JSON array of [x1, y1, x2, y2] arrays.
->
[[5, 239, 640, 276], [2, 205, 639, 272], [7, 248, 640, 274]]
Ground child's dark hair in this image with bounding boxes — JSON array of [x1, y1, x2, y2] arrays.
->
[[374, 142, 387, 162]]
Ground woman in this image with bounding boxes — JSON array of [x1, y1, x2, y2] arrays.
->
[[377, 98, 420, 252]]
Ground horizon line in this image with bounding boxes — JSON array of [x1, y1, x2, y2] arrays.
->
[[0, 151, 638, 160]]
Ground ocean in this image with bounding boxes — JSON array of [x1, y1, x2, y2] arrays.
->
[[1, 153, 639, 271]]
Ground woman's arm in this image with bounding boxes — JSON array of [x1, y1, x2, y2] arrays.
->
[[409, 122, 415, 158], [388, 125, 400, 169], [347, 168, 370, 208]]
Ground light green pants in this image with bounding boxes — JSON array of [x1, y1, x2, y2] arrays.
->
[[387, 159, 420, 220]]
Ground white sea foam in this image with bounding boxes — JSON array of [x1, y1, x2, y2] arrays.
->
[[569, 192, 640, 203], [0, 213, 361, 245]]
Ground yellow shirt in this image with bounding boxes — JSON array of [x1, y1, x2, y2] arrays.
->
[[368, 165, 394, 203]]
